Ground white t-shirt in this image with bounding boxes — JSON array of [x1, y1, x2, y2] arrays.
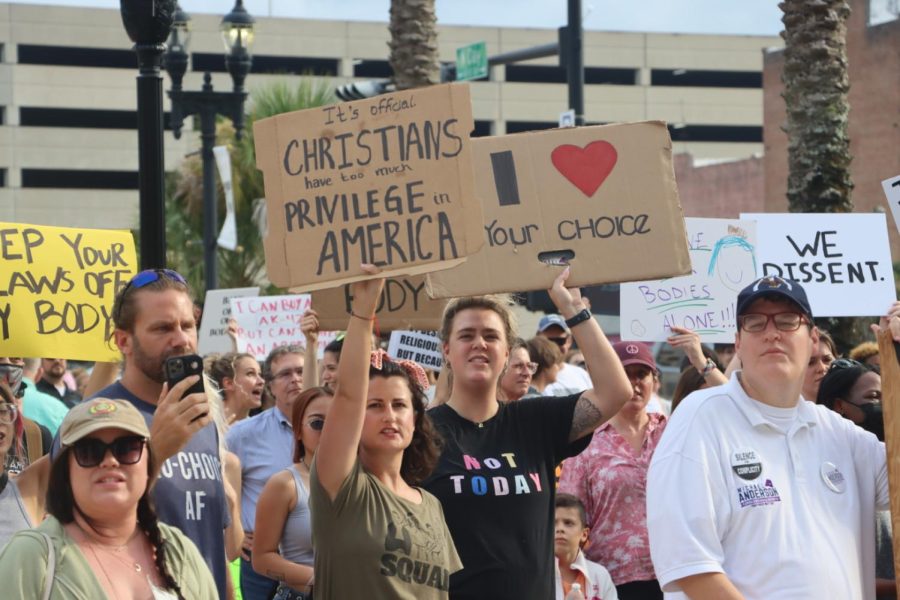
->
[[543, 363, 593, 397], [647, 372, 888, 600], [554, 551, 619, 600]]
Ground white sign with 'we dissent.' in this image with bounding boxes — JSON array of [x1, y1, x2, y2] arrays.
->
[[742, 212, 896, 317]]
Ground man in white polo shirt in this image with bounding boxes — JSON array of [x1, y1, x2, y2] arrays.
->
[[646, 275, 890, 600]]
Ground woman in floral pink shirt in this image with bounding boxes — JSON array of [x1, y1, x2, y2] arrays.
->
[[558, 341, 667, 600]]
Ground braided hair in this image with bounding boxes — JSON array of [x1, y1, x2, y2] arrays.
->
[[46, 445, 185, 599]]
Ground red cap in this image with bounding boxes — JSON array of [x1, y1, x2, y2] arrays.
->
[[613, 341, 657, 371]]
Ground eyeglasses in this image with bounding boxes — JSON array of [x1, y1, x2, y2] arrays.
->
[[828, 358, 864, 372], [509, 361, 538, 375], [547, 337, 569, 348], [738, 312, 807, 333], [71, 435, 146, 468], [307, 418, 325, 431], [0, 404, 18, 425], [273, 367, 304, 381], [113, 269, 187, 322]]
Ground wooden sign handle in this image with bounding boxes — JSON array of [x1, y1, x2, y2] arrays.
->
[[876, 329, 900, 597]]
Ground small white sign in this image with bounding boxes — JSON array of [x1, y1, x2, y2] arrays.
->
[[620, 218, 758, 342], [229, 294, 337, 360], [881, 174, 900, 234], [387, 330, 443, 371], [741, 212, 897, 317], [198, 287, 259, 355], [559, 109, 575, 128], [214, 146, 238, 251]]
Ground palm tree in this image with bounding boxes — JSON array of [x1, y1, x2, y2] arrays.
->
[[780, 0, 853, 213], [165, 78, 335, 297], [389, 0, 440, 90], [780, 0, 864, 350]]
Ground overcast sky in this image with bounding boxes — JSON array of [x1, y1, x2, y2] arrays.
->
[[22, 0, 784, 36]]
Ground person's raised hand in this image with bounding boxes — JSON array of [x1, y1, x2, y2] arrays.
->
[[547, 266, 586, 319], [300, 309, 320, 344], [871, 300, 900, 342], [349, 264, 385, 320], [149, 376, 211, 471], [667, 325, 706, 371]]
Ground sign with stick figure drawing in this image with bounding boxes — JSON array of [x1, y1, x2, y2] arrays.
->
[[620, 218, 758, 342]]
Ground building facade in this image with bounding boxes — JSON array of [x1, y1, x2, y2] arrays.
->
[[0, 3, 779, 230]]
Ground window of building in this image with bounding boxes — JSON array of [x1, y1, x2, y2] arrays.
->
[[19, 107, 172, 130], [505, 64, 637, 85], [192, 53, 338, 76], [353, 59, 393, 78], [505, 121, 557, 134], [22, 169, 138, 190], [651, 69, 761, 88], [473, 120, 492, 137], [17, 44, 136, 69], [669, 124, 762, 143]]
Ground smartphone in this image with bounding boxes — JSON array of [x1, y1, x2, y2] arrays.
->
[[164, 354, 206, 397]]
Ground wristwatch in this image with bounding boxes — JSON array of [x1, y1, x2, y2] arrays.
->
[[699, 357, 717, 377], [565, 309, 592, 329]]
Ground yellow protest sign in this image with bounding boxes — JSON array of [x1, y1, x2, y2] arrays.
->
[[0, 222, 136, 361]]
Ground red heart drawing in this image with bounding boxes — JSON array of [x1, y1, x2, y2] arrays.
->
[[550, 140, 618, 197]]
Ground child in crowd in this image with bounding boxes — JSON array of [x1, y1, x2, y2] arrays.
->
[[555, 494, 618, 600]]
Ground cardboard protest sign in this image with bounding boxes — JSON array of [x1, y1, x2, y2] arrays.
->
[[426, 121, 691, 297], [387, 330, 443, 371], [741, 213, 896, 317], [198, 287, 259, 355], [881, 174, 900, 234], [309, 275, 448, 331], [229, 294, 337, 360], [620, 218, 758, 342], [0, 222, 136, 361], [254, 83, 484, 292]]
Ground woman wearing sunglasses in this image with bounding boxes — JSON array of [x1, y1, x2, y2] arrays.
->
[[0, 397, 216, 599], [0, 381, 33, 548], [253, 387, 333, 599], [311, 270, 461, 599]]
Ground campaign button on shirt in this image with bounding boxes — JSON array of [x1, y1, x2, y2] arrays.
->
[[730, 449, 763, 481], [820, 462, 846, 493]]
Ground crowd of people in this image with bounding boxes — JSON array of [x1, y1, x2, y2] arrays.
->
[[0, 266, 897, 600]]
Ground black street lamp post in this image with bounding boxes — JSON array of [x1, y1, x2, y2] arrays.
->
[[164, 1, 255, 292], [120, 0, 176, 270]]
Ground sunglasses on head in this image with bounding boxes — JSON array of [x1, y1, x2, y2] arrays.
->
[[828, 358, 864, 373], [72, 435, 146, 468], [114, 269, 187, 321], [307, 418, 325, 431], [547, 337, 569, 347]]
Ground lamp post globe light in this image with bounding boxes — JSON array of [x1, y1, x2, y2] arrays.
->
[[120, 0, 176, 271], [164, 0, 255, 292]]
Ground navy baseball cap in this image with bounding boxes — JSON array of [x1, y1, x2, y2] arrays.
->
[[538, 314, 569, 333], [735, 276, 813, 327]]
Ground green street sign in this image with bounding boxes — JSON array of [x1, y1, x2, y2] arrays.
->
[[456, 41, 488, 81]]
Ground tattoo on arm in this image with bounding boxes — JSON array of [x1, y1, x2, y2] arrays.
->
[[569, 396, 604, 441]]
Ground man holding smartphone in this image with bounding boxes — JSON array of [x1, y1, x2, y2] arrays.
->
[[91, 269, 229, 598]]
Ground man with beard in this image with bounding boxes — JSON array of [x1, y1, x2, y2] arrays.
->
[[36, 358, 81, 408], [226, 344, 304, 599], [88, 269, 229, 597]]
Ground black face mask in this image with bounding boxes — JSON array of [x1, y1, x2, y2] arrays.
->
[[857, 402, 884, 442]]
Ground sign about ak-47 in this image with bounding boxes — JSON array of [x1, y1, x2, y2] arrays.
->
[[254, 83, 484, 292]]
